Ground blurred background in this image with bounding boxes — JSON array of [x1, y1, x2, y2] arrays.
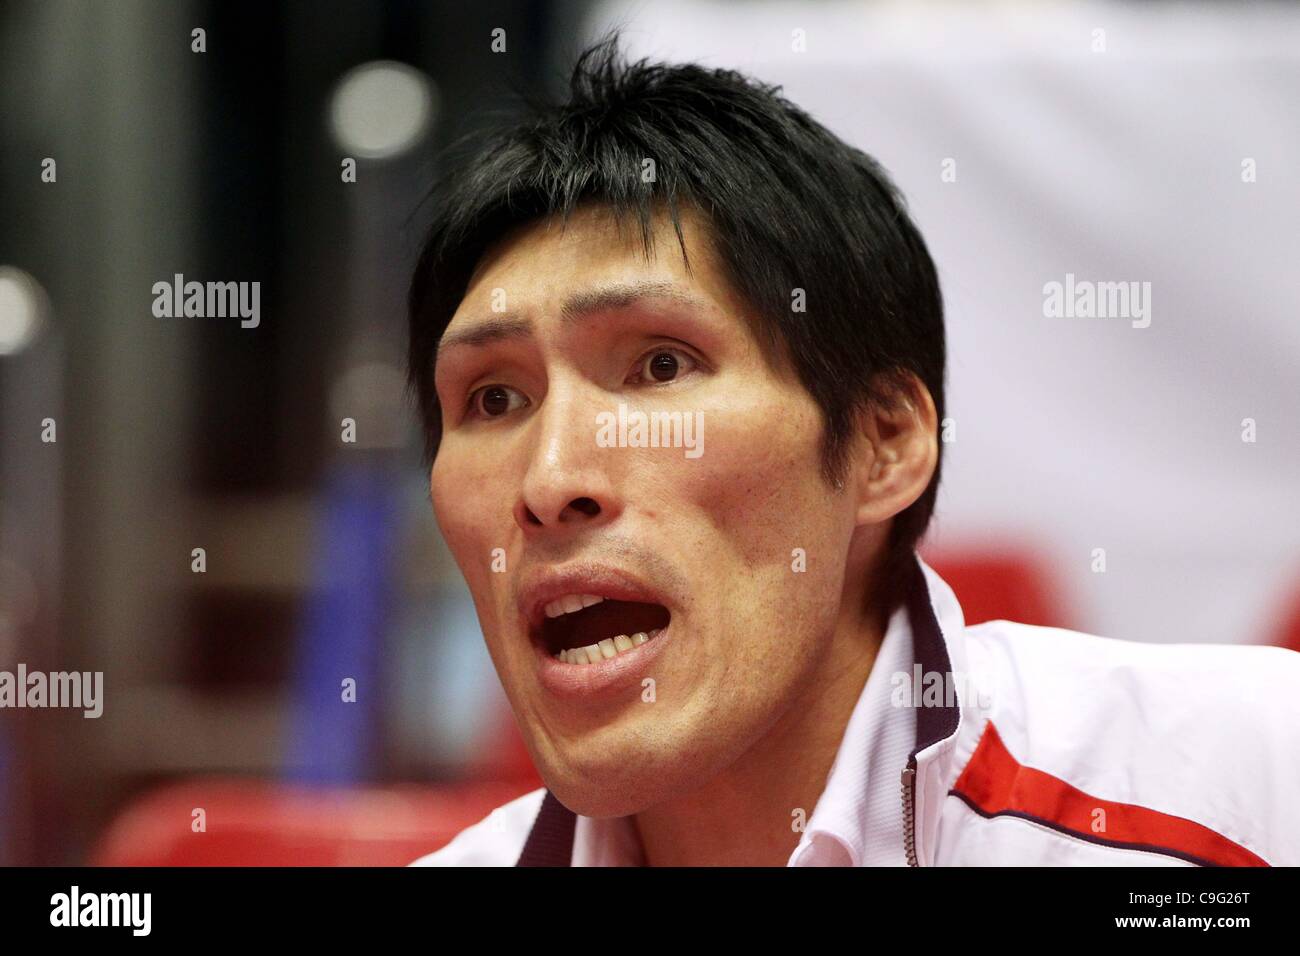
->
[[0, 0, 1296, 865]]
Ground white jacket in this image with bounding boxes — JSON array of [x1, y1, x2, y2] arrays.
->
[[412, 555, 1300, 866]]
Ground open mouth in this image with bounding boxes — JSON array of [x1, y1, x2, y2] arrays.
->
[[536, 595, 671, 665]]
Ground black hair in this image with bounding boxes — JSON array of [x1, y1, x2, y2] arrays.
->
[[408, 36, 945, 614]]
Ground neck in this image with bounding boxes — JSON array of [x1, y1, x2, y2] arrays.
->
[[631, 601, 885, 867]]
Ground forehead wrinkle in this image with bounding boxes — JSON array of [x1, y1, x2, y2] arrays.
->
[[435, 279, 711, 375], [559, 280, 706, 325]]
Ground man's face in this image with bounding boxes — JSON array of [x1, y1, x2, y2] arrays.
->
[[430, 204, 862, 817]]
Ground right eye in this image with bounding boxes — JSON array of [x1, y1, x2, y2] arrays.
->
[[466, 384, 529, 420]]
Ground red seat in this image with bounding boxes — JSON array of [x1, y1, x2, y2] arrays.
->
[[921, 546, 1069, 629], [1269, 583, 1300, 655], [467, 706, 544, 788], [89, 778, 537, 866]]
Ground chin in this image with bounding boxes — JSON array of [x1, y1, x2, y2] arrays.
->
[[550, 786, 644, 819], [540, 752, 692, 818]]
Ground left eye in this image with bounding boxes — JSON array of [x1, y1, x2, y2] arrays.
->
[[466, 384, 529, 419], [631, 348, 697, 385]]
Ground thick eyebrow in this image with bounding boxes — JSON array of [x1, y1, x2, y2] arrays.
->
[[434, 280, 707, 367], [435, 315, 533, 360]]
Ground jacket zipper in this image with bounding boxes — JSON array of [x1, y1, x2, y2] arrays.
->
[[900, 760, 919, 867]]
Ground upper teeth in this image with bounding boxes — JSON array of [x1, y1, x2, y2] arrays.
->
[[544, 594, 606, 619]]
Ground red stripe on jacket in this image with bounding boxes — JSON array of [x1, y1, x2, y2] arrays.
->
[[950, 721, 1268, 866]]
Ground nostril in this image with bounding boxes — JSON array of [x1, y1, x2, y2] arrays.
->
[[518, 496, 601, 529], [568, 497, 600, 517]]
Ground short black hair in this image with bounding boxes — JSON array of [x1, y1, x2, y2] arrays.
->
[[408, 36, 945, 614]]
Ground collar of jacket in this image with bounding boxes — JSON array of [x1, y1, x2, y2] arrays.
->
[[517, 552, 970, 866]]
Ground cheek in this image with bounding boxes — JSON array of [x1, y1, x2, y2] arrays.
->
[[431, 448, 517, 657], [658, 386, 847, 653], [431, 442, 504, 557], [680, 387, 831, 556]]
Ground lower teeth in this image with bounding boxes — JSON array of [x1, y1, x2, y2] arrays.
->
[[556, 629, 662, 664]]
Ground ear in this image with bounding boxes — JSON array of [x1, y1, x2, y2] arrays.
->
[[851, 373, 939, 528]]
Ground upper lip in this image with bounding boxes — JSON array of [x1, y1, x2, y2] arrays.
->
[[518, 563, 671, 634]]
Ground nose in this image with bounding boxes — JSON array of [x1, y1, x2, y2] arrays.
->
[[514, 385, 620, 537]]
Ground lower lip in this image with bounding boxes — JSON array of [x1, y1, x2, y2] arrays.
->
[[534, 623, 673, 699]]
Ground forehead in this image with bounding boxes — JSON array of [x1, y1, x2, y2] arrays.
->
[[432, 200, 796, 390], [458, 202, 724, 314], [430, 203, 768, 384]]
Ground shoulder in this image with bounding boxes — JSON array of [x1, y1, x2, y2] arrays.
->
[[962, 619, 1300, 734], [408, 788, 546, 867], [958, 621, 1300, 863]]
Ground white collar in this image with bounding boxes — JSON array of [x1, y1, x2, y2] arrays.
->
[[787, 598, 916, 865]]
